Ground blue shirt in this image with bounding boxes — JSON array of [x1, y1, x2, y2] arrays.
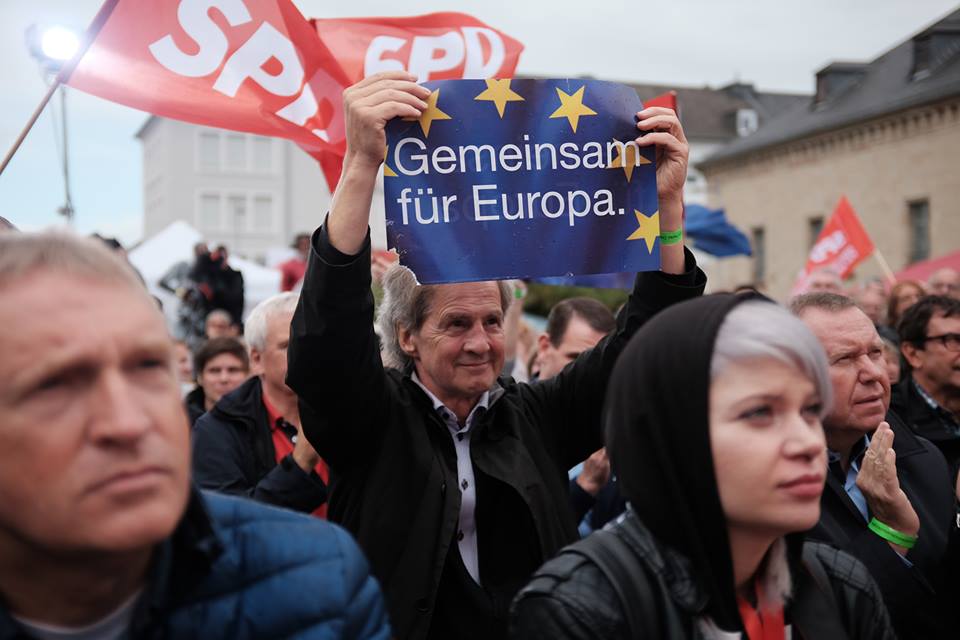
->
[[829, 435, 913, 566]]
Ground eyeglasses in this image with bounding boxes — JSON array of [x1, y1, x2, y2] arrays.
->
[[922, 333, 960, 352]]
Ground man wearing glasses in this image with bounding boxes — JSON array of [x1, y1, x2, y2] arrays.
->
[[893, 295, 960, 489]]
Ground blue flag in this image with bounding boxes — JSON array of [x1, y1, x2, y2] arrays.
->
[[383, 79, 660, 284], [684, 204, 752, 258]]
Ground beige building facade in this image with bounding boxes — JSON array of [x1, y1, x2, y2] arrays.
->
[[699, 9, 960, 301], [701, 98, 960, 300]]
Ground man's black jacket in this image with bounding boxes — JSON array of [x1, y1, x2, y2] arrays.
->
[[891, 378, 960, 482], [807, 412, 960, 639], [286, 225, 706, 640], [192, 376, 327, 513]]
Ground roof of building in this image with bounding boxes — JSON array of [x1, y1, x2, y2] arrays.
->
[[701, 8, 960, 166], [627, 81, 807, 140], [134, 115, 159, 140]]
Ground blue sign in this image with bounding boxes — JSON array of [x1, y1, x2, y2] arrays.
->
[[383, 78, 661, 284]]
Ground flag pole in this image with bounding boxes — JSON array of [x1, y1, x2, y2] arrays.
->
[[0, 80, 64, 177], [873, 248, 897, 284], [0, 0, 120, 179]]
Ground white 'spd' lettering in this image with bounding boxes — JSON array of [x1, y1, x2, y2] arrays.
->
[[364, 28, 506, 81], [148, 0, 330, 141]]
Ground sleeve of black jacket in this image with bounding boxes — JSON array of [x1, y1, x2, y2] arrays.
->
[[520, 249, 706, 470], [286, 223, 390, 475], [192, 412, 327, 513]]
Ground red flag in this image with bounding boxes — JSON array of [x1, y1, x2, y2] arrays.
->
[[67, 0, 351, 166], [311, 13, 524, 84], [793, 196, 875, 293], [643, 91, 677, 113], [806, 197, 875, 277], [310, 12, 524, 188]]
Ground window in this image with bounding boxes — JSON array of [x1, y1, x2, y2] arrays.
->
[[225, 134, 246, 171], [252, 137, 274, 172], [253, 195, 273, 230], [752, 227, 766, 283], [808, 216, 824, 249], [227, 195, 247, 232], [736, 109, 759, 137], [199, 194, 221, 230], [198, 132, 220, 170], [908, 199, 930, 263]]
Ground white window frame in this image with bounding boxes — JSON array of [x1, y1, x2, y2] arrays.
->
[[194, 129, 279, 175], [194, 189, 281, 235]]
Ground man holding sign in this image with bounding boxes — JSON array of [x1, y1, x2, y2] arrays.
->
[[286, 71, 705, 640]]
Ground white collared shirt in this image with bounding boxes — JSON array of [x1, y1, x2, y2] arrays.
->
[[412, 372, 488, 584]]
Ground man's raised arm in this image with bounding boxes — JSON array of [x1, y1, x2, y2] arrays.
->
[[286, 74, 429, 473], [327, 72, 431, 255]]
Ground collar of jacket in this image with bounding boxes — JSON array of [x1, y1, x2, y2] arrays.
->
[[210, 376, 268, 429], [0, 488, 222, 640], [185, 385, 206, 411], [398, 369, 509, 438]]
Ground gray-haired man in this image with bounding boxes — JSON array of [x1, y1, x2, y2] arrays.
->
[[193, 292, 328, 515]]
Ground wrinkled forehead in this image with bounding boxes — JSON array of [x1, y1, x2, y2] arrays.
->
[[0, 271, 169, 353]]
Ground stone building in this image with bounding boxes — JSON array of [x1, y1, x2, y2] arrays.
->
[[699, 9, 960, 300]]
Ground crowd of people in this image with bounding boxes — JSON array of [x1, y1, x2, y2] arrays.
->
[[1, 71, 959, 639]]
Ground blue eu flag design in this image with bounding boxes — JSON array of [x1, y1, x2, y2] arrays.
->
[[384, 78, 661, 284]]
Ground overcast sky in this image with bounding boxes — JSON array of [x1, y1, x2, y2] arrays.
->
[[1, 0, 956, 243]]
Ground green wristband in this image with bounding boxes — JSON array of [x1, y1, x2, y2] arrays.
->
[[659, 229, 683, 245], [868, 518, 917, 549]]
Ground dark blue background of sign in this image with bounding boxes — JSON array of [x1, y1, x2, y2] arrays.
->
[[384, 79, 659, 283]]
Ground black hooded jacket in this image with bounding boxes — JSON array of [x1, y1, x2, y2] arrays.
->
[[510, 294, 895, 639]]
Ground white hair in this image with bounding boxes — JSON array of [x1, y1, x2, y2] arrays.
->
[[244, 292, 299, 352], [711, 300, 833, 417]]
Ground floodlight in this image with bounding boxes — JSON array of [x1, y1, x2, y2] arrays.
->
[[39, 26, 80, 62]]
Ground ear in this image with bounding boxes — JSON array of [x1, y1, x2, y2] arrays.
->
[[397, 325, 419, 358], [537, 332, 552, 355], [900, 341, 924, 370], [249, 348, 264, 375]]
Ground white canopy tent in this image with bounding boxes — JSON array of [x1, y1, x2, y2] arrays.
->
[[129, 220, 281, 331]]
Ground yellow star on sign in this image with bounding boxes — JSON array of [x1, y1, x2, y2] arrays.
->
[[409, 89, 451, 137], [607, 140, 652, 182], [626, 210, 660, 253], [383, 146, 397, 177], [474, 78, 525, 118], [549, 86, 597, 133]]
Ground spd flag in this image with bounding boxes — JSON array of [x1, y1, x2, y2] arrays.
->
[[792, 196, 875, 294], [66, 0, 351, 171], [311, 12, 524, 189], [310, 12, 524, 84], [803, 196, 875, 278]]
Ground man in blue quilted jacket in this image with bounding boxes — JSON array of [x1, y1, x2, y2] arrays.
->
[[0, 231, 389, 640]]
